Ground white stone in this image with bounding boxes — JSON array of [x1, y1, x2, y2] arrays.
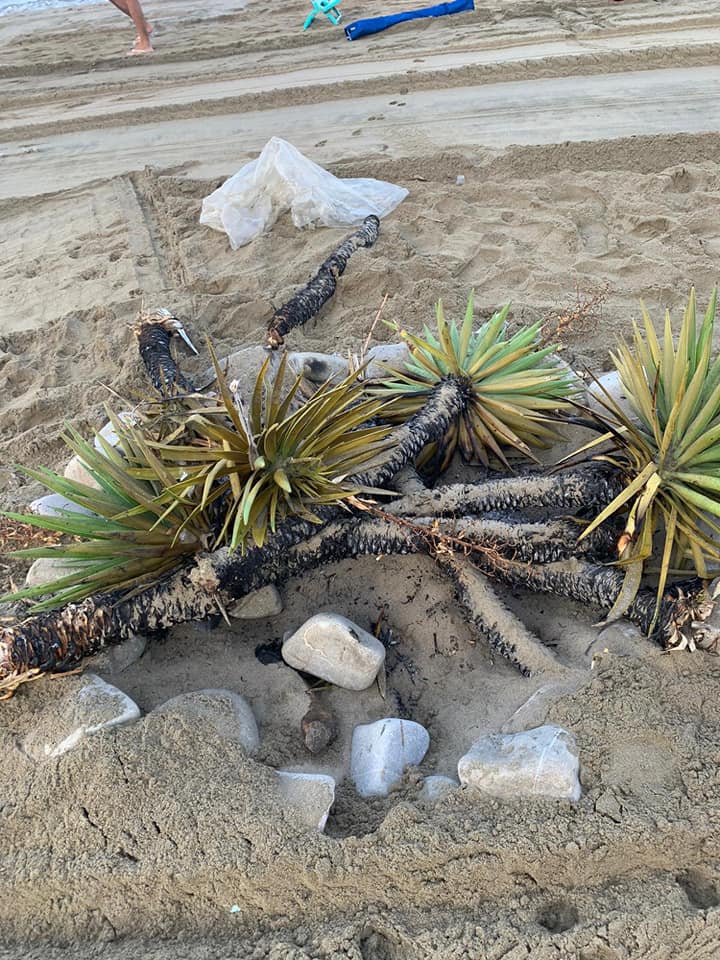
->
[[228, 585, 283, 619], [350, 718, 430, 797], [63, 454, 102, 490], [25, 556, 87, 589], [277, 771, 335, 832], [363, 343, 411, 380], [419, 775, 459, 802], [93, 412, 137, 453], [22, 673, 140, 762], [29, 493, 95, 517], [288, 351, 348, 384], [154, 688, 260, 754], [282, 613, 385, 691], [458, 724, 581, 802]]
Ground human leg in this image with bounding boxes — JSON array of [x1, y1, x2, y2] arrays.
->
[[125, 0, 154, 52]]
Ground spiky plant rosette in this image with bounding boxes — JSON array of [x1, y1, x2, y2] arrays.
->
[[157, 349, 395, 551], [0, 419, 211, 612], [369, 293, 575, 474], [571, 288, 720, 624]]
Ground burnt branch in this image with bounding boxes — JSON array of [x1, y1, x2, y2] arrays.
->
[[386, 465, 623, 520], [437, 556, 562, 677], [0, 512, 633, 692], [358, 377, 471, 489], [266, 216, 380, 348], [477, 554, 707, 646], [134, 310, 197, 396]]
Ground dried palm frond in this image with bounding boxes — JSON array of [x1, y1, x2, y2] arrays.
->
[[369, 293, 575, 475]]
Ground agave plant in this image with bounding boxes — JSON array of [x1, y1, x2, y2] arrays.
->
[[148, 348, 395, 551], [0, 419, 211, 612], [573, 288, 720, 623], [369, 293, 575, 473]]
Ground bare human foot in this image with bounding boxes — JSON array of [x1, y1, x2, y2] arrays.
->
[[127, 41, 154, 54], [134, 21, 153, 41]]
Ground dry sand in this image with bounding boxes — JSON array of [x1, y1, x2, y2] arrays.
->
[[2, 0, 720, 956]]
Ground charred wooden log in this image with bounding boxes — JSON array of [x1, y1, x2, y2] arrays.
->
[[0, 511, 666, 692], [478, 554, 708, 646], [437, 556, 562, 677], [0, 517, 412, 693], [357, 377, 472, 489], [133, 309, 198, 396], [385, 465, 623, 520], [266, 216, 380, 348]]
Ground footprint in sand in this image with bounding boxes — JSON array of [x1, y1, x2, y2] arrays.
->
[[575, 216, 610, 257], [629, 217, 672, 241]]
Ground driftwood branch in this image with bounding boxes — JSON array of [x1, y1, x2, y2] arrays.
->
[[266, 216, 380, 348]]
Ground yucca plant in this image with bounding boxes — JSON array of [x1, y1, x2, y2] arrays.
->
[[0, 419, 211, 612], [572, 288, 720, 624], [154, 349, 395, 551], [369, 293, 575, 474]]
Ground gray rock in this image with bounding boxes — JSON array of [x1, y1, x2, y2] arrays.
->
[[277, 771, 335, 831], [25, 556, 86, 589], [595, 789, 623, 823], [228, 585, 283, 620], [154, 688, 260, 754], [502, 679, 583, 735], [90, 634, 148, 675], [63, 454, 102, 490], [588, 370, 635, 419], [392, 465, 426, 495], [419, 775, 459, 802], [288, 351, 348, 384], [282, 613, 385, 691], [29, 493, 95, 517], [363, 343, 410, 380], [200, 346, 270, 394], [458, 724, 581, 801], [350, 718, 430, 797], [586, 620, 660, 667], [22, 673, 140, 762]]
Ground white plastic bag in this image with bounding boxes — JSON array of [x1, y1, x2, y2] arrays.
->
[[199, 137, 408, 250]]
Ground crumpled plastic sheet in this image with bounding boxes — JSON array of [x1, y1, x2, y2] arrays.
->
[[199, 137, 408, 249]]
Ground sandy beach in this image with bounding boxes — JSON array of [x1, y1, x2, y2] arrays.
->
[[2, 0, 720, 956]]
